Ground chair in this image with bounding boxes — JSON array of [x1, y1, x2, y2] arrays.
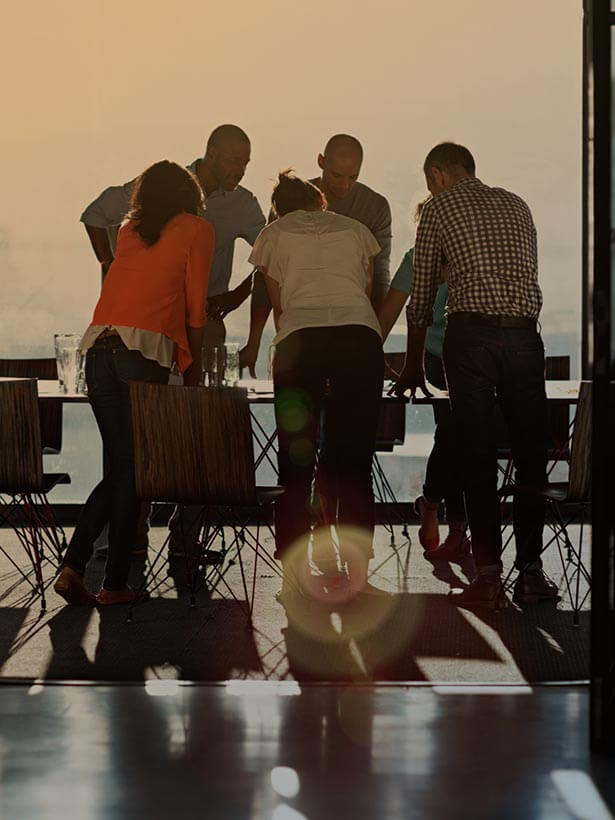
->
[[495, 355, 572, 486], [499, 380, 591, 624], [129, 382, 283, 621], [0, 358, 63, 455], [0, 379, 69, 610], [372, 352, 410, 546]]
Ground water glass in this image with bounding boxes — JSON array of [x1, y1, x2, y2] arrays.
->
[[201, 344, 240, 387], [202, 345, 225, 387], [224, 343, 240, 386], [54, 333, 85, 394]]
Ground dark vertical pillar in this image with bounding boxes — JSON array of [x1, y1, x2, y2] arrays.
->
[[587, 0, 615, 756]]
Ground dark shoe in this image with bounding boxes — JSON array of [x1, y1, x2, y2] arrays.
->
[[513, 569, 561, 605], [95, 586, 149, 606], [424, 527, 471, 563], [54, 567, 96, 606], [414, 495, 440, 552], [449, 574, 509, 611]]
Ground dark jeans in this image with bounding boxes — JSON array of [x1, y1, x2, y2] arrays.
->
[[423, 350, 466, 523], [273, 325, 384, 560], [443, 317, 548, 574], [63, 336, 169, 589]]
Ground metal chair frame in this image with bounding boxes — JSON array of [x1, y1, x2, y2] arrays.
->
[[0, 379, 68, 611]]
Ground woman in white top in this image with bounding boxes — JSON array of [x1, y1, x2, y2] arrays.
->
[[249, 171, 384, 592]]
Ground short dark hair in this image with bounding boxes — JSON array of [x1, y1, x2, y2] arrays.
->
[[271, 170, 327, 217], [323, 133, 363, 161], [206, 124, 250, 152], [423, 142, 475, 175], [129, 160, 204, 246]]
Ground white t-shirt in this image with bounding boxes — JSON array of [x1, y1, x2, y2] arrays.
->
[[249, 209, 382, 346]]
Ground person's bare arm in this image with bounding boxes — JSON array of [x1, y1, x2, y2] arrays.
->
[[207, 271, 254, 320], [184, 326, 205, 386], [239, 270, 272, 377], [390, 322, 431, 398], [377, 287, 408, 341], [84, 225, 114, 279]]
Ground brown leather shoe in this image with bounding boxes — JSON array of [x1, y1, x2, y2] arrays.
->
[[54, 567, 96, 606], [449, 574, 509, 611], [513, 569, 561, 605], [424, 527, 471, 563], [414, 496, 440, 552], [95, 586, 149, 606]]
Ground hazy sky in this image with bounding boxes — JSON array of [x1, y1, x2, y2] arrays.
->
[[2, 0, 582, 358]]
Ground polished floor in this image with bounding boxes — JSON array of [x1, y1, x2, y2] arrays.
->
[[0, 524, 590, 683], [0, 683, 613, 819]]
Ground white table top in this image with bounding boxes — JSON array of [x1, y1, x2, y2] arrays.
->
[[411, 379, 581, 404]]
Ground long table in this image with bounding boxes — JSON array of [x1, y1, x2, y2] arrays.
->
[[410, 380, 581, 405]]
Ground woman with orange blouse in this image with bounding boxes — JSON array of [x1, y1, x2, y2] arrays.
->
[[55, 160, 214, 606]]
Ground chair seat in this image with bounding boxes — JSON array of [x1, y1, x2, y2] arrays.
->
[[499, 481, 570, 502], [256, 486, 285, 505]]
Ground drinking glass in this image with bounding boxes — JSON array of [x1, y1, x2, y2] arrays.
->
[[54, 333, 85, 394], [202, 345, 225, 387], [224, 343, 240, 386]]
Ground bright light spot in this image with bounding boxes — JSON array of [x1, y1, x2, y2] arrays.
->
[[432, 685, 533, 695], [272, 805, 307, 820], [270, 767, 300, 799], [551, 770, 614, 820], [330, 612, 342, 634], [27, 683, 44, 696], [145, 680, 181, 697], [536, 627, 565, 654], [225, 680, 301, 697]]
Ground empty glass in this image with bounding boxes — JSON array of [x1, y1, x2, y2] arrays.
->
[[54, 333, 85, 394], [224, 343, 240, 386], [202, 343, 240, 387], [202, 345, 225, 387]]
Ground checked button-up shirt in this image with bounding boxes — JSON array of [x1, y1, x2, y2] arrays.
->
[[406, 177, 543, 328]]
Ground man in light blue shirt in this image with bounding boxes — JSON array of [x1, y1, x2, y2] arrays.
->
[[80, 124, 266, 332]]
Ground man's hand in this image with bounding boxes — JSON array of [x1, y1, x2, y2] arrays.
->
[[206, 273, 253, 320], [389, 361, 433, 399], [239, 343, 258, 378]]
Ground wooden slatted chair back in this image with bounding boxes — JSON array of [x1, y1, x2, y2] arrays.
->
[[567, 381, 592, 502], [130, 383, 257, 506], [0, 379, 43, 492], [0, 358, 62, 453]]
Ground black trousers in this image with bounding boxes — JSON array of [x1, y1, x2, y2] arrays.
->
[[443, 317, 547, 574], [273, 325, 384, 560], [63, 336, 169, 589], [423, 350, 466, 522]]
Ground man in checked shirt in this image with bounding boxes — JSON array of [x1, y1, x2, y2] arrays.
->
[[393, 142, 559, 610]]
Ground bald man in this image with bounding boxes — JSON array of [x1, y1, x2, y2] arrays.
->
[[239, 134, 392, 375]]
